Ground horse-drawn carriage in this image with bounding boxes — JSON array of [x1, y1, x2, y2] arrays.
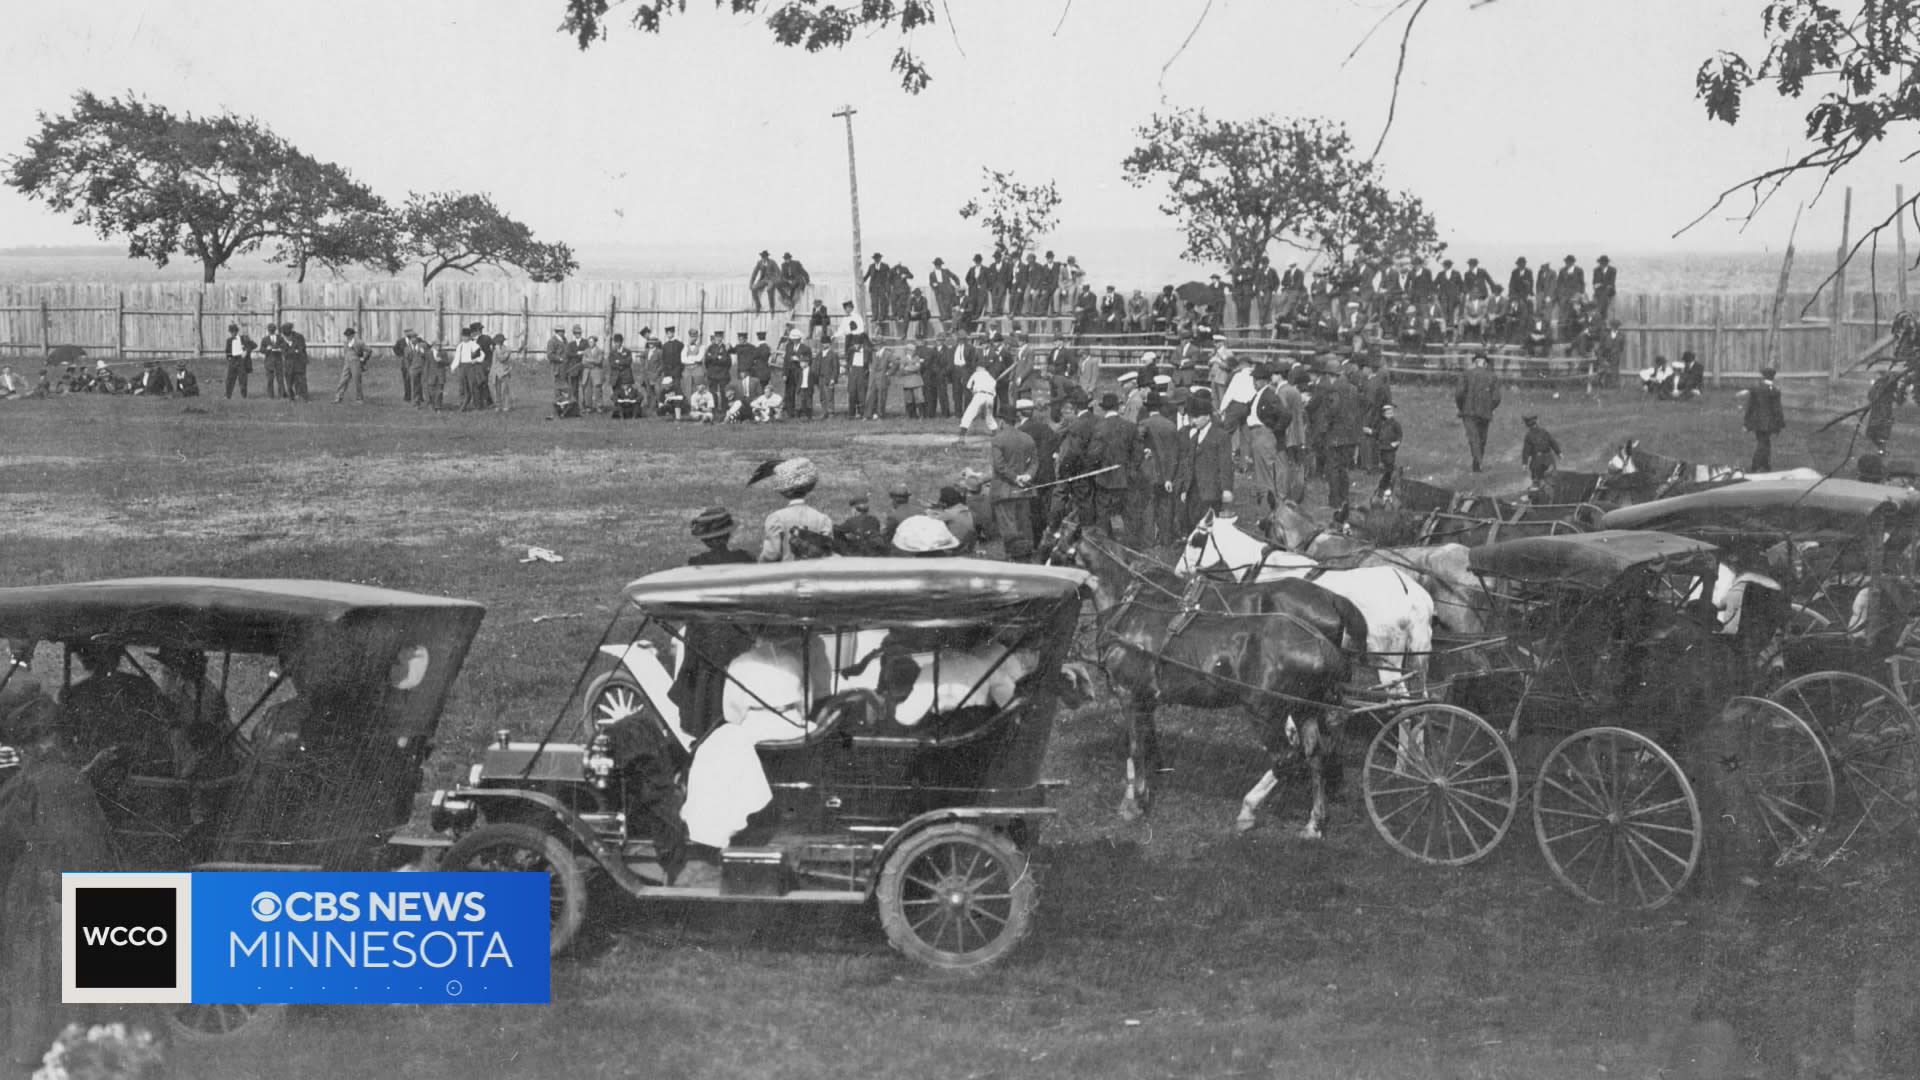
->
[[1599, 477, 1920, 835], [0, 578, 486, 1038], [1357, 530, 1837, 908], [424, 558, 1091, 971], [1046, 505, 1841, 910]]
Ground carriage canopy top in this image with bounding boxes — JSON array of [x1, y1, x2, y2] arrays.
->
[[623, 558, 1092, 626], [1467, 531, 1723, 590], [1597, 478, 1920, 543], [0, 578, 485, 655]]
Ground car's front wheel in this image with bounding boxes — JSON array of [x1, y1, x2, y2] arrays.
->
[[441, 823, 586, 957]]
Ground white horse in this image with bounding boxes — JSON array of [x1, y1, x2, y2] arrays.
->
[[1176, 511, 1436, 696]]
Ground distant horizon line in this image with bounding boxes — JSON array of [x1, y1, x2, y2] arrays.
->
[[0, 241, 1820, 261]]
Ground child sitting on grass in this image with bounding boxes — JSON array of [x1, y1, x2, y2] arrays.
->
[[688, 385, 717, 423]]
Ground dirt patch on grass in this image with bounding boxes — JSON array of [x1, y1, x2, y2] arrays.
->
[[850, 433, 971, 448]]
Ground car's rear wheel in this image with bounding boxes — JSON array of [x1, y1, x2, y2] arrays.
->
[[441, 823, 586, 957], [876, 823, 1034, 973]]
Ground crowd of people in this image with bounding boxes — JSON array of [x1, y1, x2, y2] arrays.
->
[[669, 343, 1576, 567]]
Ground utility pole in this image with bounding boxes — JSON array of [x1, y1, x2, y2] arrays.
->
[[833, 105, 866, 324]]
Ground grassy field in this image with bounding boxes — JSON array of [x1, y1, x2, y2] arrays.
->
[[2, 371, 1916, 1080]]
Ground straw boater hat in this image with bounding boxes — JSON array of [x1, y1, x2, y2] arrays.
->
[[893, 515, 960, 554], [689, 506, 736, 540], [747, 457, 819, 497]]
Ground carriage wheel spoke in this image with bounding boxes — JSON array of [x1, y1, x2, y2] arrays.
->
[[1539, 775, 1607, 816], [1366, 778, 1434, 800], [1449, 784, 1516, 808], [1446, 790, 1507, 840], [1623, 825, 1693, 870], [1391, 793, 1439, 845], [1444, 745, 1505, 780], [1621, 828, 1679, 900], [1375, 788, 1435, 826], [1625, 795, 1690, 820]]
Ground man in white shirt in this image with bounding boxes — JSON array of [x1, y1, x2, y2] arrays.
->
[[959, 359, 1001, 436], [1221, 355, 1282, 514], [452, 325, 486, 412]]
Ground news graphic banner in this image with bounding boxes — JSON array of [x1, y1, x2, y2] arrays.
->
[[63, 872, 551, 1005]]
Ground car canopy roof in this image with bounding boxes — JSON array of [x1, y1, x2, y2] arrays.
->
[[1598, 478, 1920, 543], [1468, 530, 1722, 590], [0, 578, 485, 655], [623, 558, 1092, 626]]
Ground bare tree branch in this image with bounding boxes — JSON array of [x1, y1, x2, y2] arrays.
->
[[1159, 0, 1215, 92], [1367, 0, 1433, 162], [1051, 0, 1072, 37]]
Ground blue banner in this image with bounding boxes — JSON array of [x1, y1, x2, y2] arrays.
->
[[189, 873, 550, 1004]]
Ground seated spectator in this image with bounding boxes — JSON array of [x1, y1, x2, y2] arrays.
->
[[0, 365, 24, 399], [688, 385, 716, 423], [1639, 355, 1676, 400], [174, 365, 199, 397], [551, 387, 582, 419], [751, 385, 784, 422], [720, 393, 750, 424], [1674, 351, 1705, 400], [610, 380, 642, 419], [659, 383, 687, 421]]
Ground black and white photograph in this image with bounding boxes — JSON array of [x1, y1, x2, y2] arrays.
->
[[3, 2, 1920, 1077]]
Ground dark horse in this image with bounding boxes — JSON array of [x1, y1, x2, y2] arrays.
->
[[1047, 522, 1369, 836]]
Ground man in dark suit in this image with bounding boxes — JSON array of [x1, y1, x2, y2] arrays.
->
[[1037, 252, 1061, 316], [1454, 351, 1501, 472], [1436, 259, 1464, 323], [1410, 259, 1436, 306], [749, 251, 779, 312], [1507, 258, 1534, 313], [1018, 398, 1061, 541], [224, 322, 255, 400], [1534, 260, 1558, 310], [1556, 255, 1585, 304], [1138, 391, 1183, 546], [864, 254, 893, 323], [929, 258, 961, 325], [1465, 258, 1495, 300], [1055, 392, 1103, 525], [1257, 258, 1281, 328], [963, 255, 988, 320], [1087, 392, 1142, 535], [778, 253, 810, 310], [990, 417, 1039, 561], [1592, 255, 1618, 323], [920, 333, 952, 419], [1745, 366, 1786, 471], [1176, 395, 1233, 531]]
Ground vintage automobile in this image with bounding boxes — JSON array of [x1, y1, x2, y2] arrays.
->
[[426, 558, 1091, 972], [0, 577, 485, 1039]]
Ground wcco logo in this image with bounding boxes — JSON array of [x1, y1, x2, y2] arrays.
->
[[62, 873, 193, 1005]]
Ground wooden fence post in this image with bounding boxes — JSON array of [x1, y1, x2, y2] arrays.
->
[[436, 292, 446, 345], [116, 291, 126, 360], [354, 293, 365, 338], [607, 293, 618, 345], [1899, 184, 1910, 313], [1832, 186, 1852, 390], [522, 296, 531, 348], [272, 282, 284, 333], [39, 299, 51, 354], [697, 287, 707, 337], [193, 291, 205, 359], [1710, 297, 1724, 382]]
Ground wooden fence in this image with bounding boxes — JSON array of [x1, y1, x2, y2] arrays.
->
[[0, 280, 1910, 387]]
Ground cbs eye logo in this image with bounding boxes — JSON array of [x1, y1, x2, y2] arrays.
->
[[74, 887, 177, 990], [251, 891, 282, 920]]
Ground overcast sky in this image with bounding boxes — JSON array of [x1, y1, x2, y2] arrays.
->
[[1, 0, 1912, 280]]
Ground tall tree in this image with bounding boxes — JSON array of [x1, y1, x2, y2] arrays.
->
[[4, 92, 392, 283], [1122, 109, 1439, 284], [957, 169, 1062, 263], [402, 192, 578, 288]]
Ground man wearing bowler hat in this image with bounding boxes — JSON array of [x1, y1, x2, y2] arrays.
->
[[1745, 366, 1786, 472], [750, 250, 779, 312]]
